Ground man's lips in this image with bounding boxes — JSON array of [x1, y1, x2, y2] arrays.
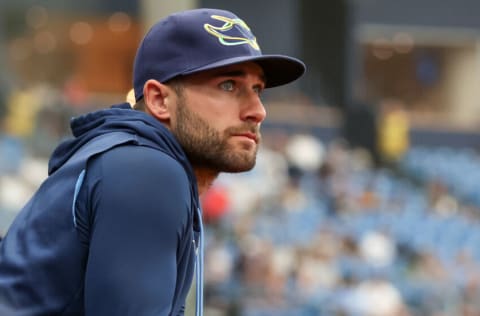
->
[[231, 132, 259, 144]]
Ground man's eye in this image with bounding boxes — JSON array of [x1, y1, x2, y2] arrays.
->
[[219, 80, 235, 91], [253, 85, 264, 95]]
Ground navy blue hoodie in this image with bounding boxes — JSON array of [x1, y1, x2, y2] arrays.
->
[[0, 103, 201, 315]]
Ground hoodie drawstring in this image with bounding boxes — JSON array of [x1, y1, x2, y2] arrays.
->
[[195, 207, 204, 316]]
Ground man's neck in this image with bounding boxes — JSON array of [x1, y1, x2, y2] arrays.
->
[[194, 168, 219, 195]]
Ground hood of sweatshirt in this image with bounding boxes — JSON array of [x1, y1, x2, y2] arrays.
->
[[48, 103, 198, 197]]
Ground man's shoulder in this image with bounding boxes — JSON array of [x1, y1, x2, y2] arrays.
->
[[99, 144, 186, 176], [85, 144, 192, 207]]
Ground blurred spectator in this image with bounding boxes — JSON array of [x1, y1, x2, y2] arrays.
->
[[0, 86, 39, 174], [359, 230, 397, 268], [0, 79, 7, 119], [3, 86, 40, 140], [284, 133, 325, 173], [378, 98, 410, 169], [201, 184, 230, 224], [339, 278, 407, 316]]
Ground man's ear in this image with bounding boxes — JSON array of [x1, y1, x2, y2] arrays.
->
[[143, 79, 172, 122]]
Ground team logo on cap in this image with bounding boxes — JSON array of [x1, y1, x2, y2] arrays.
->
[[204, 15, 260, 50]]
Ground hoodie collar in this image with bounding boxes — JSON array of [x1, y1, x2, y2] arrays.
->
[[48, 103, 195, 191]]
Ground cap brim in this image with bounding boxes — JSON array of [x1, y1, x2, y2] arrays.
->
[[181, 54, 305, 88]]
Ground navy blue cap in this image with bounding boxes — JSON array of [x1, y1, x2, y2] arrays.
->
[[133, 8, 306, 101]]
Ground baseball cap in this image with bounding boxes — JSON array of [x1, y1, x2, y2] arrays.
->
[[133, 8, 306, 101]]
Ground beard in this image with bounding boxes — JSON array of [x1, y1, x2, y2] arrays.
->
[[171, 97, 260, 173]]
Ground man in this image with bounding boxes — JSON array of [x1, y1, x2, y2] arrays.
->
[[0, 8, 305, 316]]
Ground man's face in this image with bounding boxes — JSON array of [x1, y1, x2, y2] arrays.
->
[[170, 62, 266, 173]]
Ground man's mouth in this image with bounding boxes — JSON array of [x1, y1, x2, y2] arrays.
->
[[231, 132, 259, 144]]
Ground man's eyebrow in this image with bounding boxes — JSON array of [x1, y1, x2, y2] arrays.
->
[[216, 70, 245, 77], [214, 70, 266, 84]]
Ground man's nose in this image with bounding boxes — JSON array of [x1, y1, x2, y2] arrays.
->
[[241, 93, 266, 123]]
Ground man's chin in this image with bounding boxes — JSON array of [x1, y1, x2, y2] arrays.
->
[[221, 159, 256, 173], [189, 146, 258, 173]]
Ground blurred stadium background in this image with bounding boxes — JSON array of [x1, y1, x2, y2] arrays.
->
[[2, 1, 480, 315]]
